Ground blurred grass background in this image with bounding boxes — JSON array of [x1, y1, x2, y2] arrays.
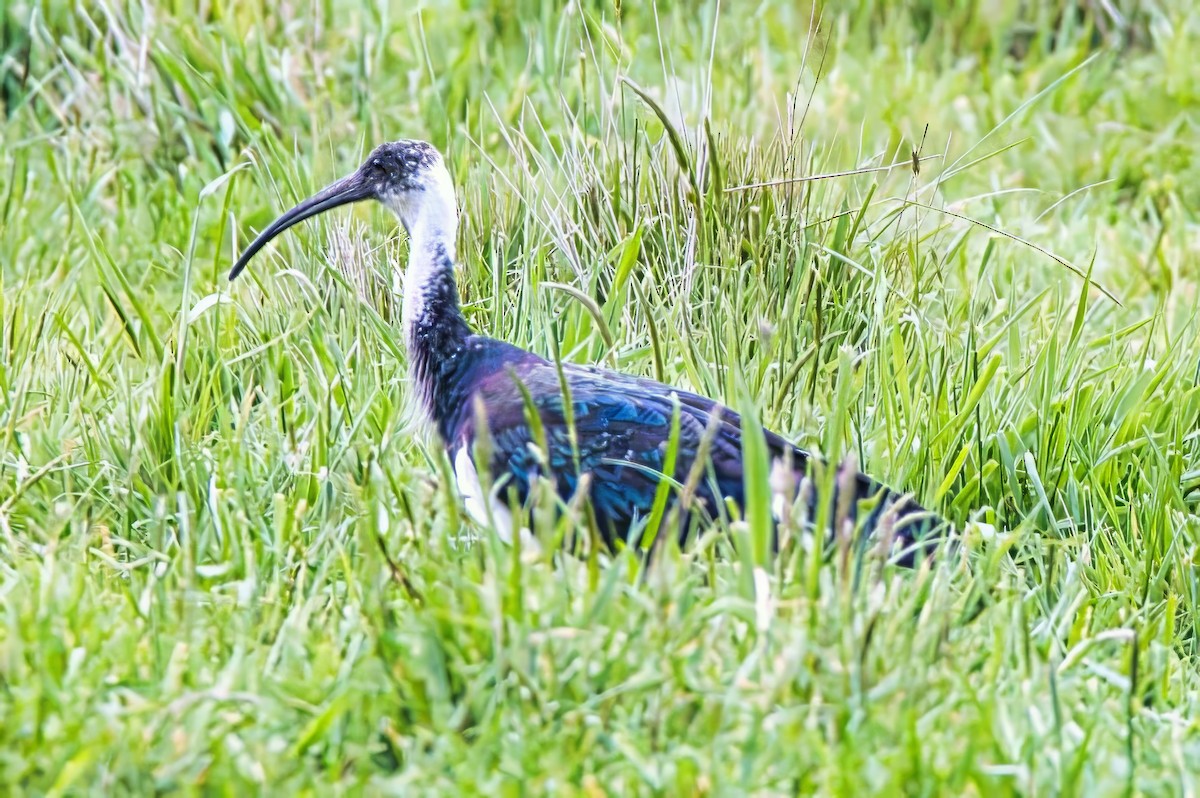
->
[[2, 0, 1200, 793]]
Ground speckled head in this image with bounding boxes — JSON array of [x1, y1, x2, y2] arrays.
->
[[229, 139, 456, 281], [361, 140, 442, 194]]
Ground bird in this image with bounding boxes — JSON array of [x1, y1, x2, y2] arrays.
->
[[229, 139, 950, 565]]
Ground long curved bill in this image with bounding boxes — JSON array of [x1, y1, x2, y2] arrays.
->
[[228, 170, 374, 281]]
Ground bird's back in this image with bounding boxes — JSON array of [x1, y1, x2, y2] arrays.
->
[[445, 338, 946, 563]]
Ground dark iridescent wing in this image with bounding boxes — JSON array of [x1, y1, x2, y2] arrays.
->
[[561, 364, 949, 562], [460, 361, 743, 543], [457, 357, 945, 561]]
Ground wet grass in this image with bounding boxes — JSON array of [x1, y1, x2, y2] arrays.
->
[[2, 0, 1200, 793]]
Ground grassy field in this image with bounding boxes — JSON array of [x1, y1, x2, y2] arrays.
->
[[3, 0, 1200, 793]]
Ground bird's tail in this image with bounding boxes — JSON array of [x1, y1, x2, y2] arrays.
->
[[774, 454, 950, 568]]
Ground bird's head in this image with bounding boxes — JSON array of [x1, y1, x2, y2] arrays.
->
[[229, 139, 456, 281]]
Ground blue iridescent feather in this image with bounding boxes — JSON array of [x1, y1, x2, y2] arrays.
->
[[430, 332, 945, 565]]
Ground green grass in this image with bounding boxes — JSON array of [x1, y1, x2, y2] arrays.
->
[[3, 0, 1200, 793]]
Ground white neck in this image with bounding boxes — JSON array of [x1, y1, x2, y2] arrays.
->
[[401, 222, 456, 344], [381, 164, 471, 427], [385, 167, 460, 344]]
